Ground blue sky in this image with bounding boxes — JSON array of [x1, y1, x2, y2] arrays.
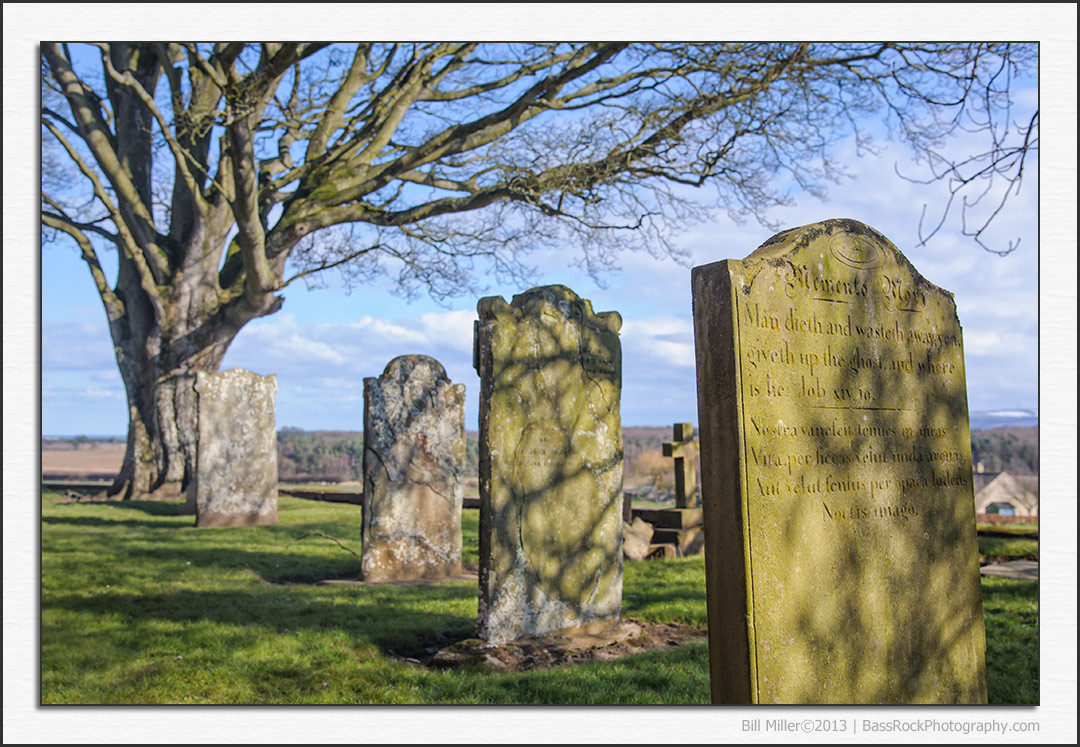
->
[[37, 43, 1042, 436], [40, 118, 1040, 435], [5, 6, 1077, 743]]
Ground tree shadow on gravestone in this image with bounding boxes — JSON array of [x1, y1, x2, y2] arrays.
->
[[361, 356, 465, 583], [745, 238, 985, 704], [483, 299, 623, 639]]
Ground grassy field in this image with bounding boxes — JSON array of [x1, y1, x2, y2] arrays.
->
[[40, 491, 1036, 704]]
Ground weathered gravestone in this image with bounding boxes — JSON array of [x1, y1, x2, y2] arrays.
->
[[362, 355, 466, 582], [473, 285, 624, 642], [692, 218, 987, 704], [190, 368, 278, 527]]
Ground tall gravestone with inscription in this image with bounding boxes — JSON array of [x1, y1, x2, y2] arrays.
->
[[692, 219, 986, 704], [362, 355, 466, 582], [473, 285, 624, 642], [190, 368, 279, 527]]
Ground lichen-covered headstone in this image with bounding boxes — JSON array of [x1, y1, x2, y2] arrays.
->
[[192, 368, 278, 527], [692, 219, 987, 704], [474, 285, 624, 642], [362, 356, 466, 582]]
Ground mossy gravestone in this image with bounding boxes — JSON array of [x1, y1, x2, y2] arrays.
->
[[692, 219, 987, 704], [474, 285, 623, 642], [192, 368, 278, 527], [362, 356, 466, 582]]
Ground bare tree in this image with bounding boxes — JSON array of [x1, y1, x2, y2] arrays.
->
[[41, 42, 1037, 500]]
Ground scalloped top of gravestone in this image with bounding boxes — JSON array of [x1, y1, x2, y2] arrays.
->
[[692, 218, 987, 704], [474, 285, 624, 642], [361, 355, 466, 582], [192, 368, 278, 527]]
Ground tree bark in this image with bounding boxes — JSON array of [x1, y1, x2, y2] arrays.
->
[[103, 222, 265, 500], [108, 341, 230, 501], [107, 308, 241, 501]]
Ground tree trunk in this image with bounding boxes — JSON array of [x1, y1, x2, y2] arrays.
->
[[104, 255, 252, 501], [108, 345, 230, 501], [107, 321, 241, 500]]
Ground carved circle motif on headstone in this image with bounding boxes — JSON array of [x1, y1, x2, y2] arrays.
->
[[829, 233, 884, 269]]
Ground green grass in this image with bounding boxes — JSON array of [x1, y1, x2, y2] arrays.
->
[[41, 491, 1035, 704], [978, 535, 1039, 562], [977, 523, 1039, 536], [981, 577, 1039, 704]]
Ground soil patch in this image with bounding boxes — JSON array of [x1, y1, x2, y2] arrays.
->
[[397, 619, 707, 672], [41, 442, 124, 478]]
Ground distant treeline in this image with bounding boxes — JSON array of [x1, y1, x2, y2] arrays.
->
[[278, 424, 1039, 483], [277, 427, 479, 483], [970, 427, 1038, 475], [43, 424, 1038, 482]]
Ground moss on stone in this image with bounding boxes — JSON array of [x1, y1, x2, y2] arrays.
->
[[475, 285, 624, 642]]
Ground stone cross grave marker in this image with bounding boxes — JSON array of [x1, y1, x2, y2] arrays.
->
[[662, 422, 699, 508], [629, 422, 704, 556], [692, 218, 986, 704], [473, 285, 623, 642], [361, 355, 466, 582], [190, 368, 278, 527]]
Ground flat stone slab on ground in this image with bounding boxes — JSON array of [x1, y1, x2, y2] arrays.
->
[[980, 560, 1038, 580], [651, 525, 705, 555], [631, 507, 703, 528]]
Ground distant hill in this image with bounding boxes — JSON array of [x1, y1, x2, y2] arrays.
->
[[969, 409, 1038, 431]]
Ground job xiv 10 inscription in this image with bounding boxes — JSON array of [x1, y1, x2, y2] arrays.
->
[[692, 219, 986, 704], [736, 256, 970, 527]]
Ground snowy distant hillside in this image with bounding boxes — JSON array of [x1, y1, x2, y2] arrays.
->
[[969, 409, 1039, 431]]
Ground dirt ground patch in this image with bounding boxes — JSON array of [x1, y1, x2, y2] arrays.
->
[[401, 620, 706, 673], [41, 443, 124, 477]]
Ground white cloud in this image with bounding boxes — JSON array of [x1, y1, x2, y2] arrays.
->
[[348, 316, 430, 345], [282, 336, 348, 365], [42, 320, 115, 370], [962, 330, 1005, 356], [621, 315, 696, 369], [420, 310, 478, 353]]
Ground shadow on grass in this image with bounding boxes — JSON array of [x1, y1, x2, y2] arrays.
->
[[623, 587, 708, 611], [42, 514, 187, 530], [98, 500, 189, 516], [122, 544, 366, 584], [464, 640, 710, 705], [45, 498, 189, 516], [982, 578, 1039, 604], [46, 584, 478, 655]]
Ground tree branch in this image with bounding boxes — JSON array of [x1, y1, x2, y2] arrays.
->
[[41, 209, 124, 320], [93, 43, 210, 219], [41, 116, 165, 311], [42, 43, 171, 282]]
